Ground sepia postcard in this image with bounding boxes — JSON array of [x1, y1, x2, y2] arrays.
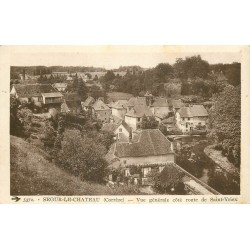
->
[[0, 45, 249, 204]]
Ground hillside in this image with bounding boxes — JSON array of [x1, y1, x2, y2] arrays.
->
[[10, 136, 141, 196]]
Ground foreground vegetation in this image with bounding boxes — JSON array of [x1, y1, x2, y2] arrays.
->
[[10, 136, 142, 195]]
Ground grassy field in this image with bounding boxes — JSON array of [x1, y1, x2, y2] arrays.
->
[[10, 136, 141, 196]]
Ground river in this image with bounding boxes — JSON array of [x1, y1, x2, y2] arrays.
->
[[171, 136, 240, 195]]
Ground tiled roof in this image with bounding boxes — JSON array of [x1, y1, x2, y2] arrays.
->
[[125, 105, 153, 118], [178, 105, 208, 118], [110, 115, 122, 124], [115, 129, 173, 157], [120, 120, 132, 134], [102, 120, 131, 134], [102, 123, 120, 133], [82, 96, 95, 107], [171, 99, 184, 109], [150, 97, 169, 107], [13, 84, 57, 97], [92, 99, 110, 111], [127, 97, 146, 107], [110, 100, 128, 109], [42, 92, 63, 97]]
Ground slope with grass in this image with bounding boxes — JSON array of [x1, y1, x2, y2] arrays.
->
[[10, 136, 141, 196]]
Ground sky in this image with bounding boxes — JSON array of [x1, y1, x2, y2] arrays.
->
[[9, 46, 241, 69]]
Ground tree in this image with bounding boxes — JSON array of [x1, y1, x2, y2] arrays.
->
[[77, 78, 88, 101], [174, 55, 210, 79], [154, 63, 174, 82], [17, 107, 33, 138], [147, 164, 185, 194], [225, 63, 241, 86], [90, 85, 103, 99], [209, 85, 240, 167], [56, 130, 108, 183], [10, 95, 23, 136], [141, 115, 158, 129]]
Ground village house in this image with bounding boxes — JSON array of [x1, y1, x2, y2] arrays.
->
[[175, 105, 208, 133], [81, 96, 95, 112], [92, 98, 111, 122], [107, 129, 175, 184], [52, 82, 68, 92], [61, 93, 82, 115], [124, 105, 153, 131], [10, 84, 63, 110], [102, 120, 132, 143], [149, 97, 170, 120], [127, 97, 147, 112], [110, 100, 128, 119], [171, 99, 184, 114]]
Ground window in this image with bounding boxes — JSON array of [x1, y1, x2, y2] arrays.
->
[[188, 118, 190, 121], [138, 118, 141, 122], [119, 128, 122, 132]]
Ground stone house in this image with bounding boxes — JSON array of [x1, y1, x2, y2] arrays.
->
[[110, 100, 128, 119], [10, 84, 63, 110], [124, 105, 153, 131], [149, 97, 170, 119], [92, 98, 111, 122], [171, 99, 184, 114], [175, 105, 208, 133], [102, 120, 132, 143], [107, 129, 175, 183], [81, 96, 95, 112]]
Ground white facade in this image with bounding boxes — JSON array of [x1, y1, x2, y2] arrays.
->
[[114, 123, 130, 142], [124, 115, 140, 131], [150, 106, 170, 117], [119, 154, 175, 167], [111, 107, 127, 119], [176, 112, 207, 133]]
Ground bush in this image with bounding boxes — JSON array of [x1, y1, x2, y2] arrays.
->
[[56, 130, 108, 183]]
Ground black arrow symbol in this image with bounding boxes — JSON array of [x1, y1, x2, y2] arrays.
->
[[11, 196, 21, 202]]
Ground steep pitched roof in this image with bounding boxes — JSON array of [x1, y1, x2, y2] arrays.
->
[[102, 120, 131, 134], [110, 100, 128, 109], [178, 105, 208, 118], [13, 84, 58, 97], [127, 97, 146, 107], [125, 105, 153, 118], [92, 99, 110, 111], [42, 92, 63, 97], [171, 99, 184, 109], [190, 105, 208, 117], [115, 129, 173, 158], [120, 120, 132, 134], [82, 96, 95, 107], [102, 123, 120, 133], [150, 97, 169, 107]]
